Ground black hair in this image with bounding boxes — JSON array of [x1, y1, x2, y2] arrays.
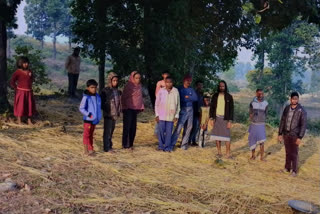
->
[[195, 80, 204, 85], [203, 95, 210, 99], [74, 47, 80, 52], [86, 79, 98, 87], [256, 88, 263, 92], [290, 91, 299, 98], [162, 70, 170, 75], [217, 80, 228, 93], [16, 56, 30, 69], [165, 76, 173, 81]]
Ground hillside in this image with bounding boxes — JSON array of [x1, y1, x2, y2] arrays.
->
[[0, 96, 319, 214]]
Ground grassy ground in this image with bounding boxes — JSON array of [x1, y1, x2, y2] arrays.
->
[[0, 97, 319, 214]]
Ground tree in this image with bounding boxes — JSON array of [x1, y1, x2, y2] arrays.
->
[[24, 0, 50, 48], [25, 0, 71, 59], [248, 21, 319, 114], [0, 0, 22, 113]]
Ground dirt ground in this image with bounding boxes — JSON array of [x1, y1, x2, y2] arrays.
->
[[0, 97, 319, 214]]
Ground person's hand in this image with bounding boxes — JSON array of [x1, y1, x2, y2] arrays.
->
[[296, 138, 302, 146], [88, 113, 93, 119], [173, 118, 178, 123], [185, 95, 189, 99], [209, 119, 214, 128], [227, 122, 232, 129], [278, 135, 283, 144], [202, 124, 207, 130], [155, 116, 159, 123]]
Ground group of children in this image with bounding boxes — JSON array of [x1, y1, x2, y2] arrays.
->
[[10, 56, 307, 176]]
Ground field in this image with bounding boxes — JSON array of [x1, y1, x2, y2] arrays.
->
[[0, 95, 319, 214]]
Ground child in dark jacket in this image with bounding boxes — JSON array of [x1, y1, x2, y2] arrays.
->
[[79, 79, 102, 156], [100, 72, 122, 152]]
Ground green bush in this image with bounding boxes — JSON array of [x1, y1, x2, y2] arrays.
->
[[233, 101, 250, 124], [308, 120, 320, 135], [7, 45, 50, 93]]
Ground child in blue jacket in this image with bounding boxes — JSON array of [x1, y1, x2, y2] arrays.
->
[[79, 79, 102, 156]]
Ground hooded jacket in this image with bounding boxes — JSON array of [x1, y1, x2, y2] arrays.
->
[[79, 90, 102, 125], [100, 72, 122, 120], [279, 104, 307, 139]]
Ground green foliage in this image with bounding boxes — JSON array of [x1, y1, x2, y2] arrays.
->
[[233, 101, 250, 124], [249, 21, 319, 110], [308, 120, 320, 135], [7, 45, 50, 93]]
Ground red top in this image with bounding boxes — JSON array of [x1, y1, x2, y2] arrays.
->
[[10, 69, 34, 90]]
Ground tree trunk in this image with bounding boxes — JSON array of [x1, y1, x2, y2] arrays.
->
[[53, 34, 57, 60], [98, 50, 105, 93], [41, 39, 44, 49], [68, 37, 72, 51], [7, 38, 11, 58], [143, 0, 156, 109], [0, 21, 10, 113]]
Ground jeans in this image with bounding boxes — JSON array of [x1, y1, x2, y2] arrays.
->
[[171, 107, 193, 150]]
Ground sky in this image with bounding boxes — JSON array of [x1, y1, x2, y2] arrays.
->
[[14, 0, 254, 64]]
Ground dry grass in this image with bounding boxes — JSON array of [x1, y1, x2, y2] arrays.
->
[[0, 97, 319, 214]]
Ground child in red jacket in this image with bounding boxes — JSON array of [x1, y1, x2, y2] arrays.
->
[[10, 56, 36, 125]]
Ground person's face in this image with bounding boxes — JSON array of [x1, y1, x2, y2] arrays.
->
[[22, 62, 29, 70], [162, 73, 169, 80], [133, 73, 141, 84], [219, 82, 225, 92], [290, 96, 299, 105], [256, 91, 264, 100], [203, 98, 210, 106], [196, 82, 204, 90], [87, 85, 97, 94], [165, 79, 173, 89], [111, 77, 118, 88], [184, 79, 191, 87]]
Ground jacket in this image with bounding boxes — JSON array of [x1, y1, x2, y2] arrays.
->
[[79, 90, 102, 125], [209, 92, 234, 121], [100, 72, 122, 120], [178, 86, 198, 108], [279, 104, 307, 139]]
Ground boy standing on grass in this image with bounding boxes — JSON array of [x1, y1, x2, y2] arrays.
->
[[248, 89, 268, 161], [79, 79, 102, 156], [198, 96, 211, 148], [155, 77, 180, 152], [100, 72, 122, 153], [171, 74, 198, 150], [278, 92, 307, 177]]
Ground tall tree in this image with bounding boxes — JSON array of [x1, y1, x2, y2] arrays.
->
[[24, 0, 49, 48], [0, 0, 22, 113], [248, 21, 319, 113], [25, 0, 71, 59]]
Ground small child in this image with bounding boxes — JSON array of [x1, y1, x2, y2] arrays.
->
[[10, 56, 36, 125], [79, 79, 102, 156], [100, 72, 121, 153], [198, 96, 211, 148], [155, 77, 180, 152]]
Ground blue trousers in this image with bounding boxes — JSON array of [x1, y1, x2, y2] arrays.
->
[[158, 120, 174, 151], [171, 107, 193, 150], [184, 116, 200, 144]]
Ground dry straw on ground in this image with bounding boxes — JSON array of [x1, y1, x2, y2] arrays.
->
[[0, 98, 319, 213]]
